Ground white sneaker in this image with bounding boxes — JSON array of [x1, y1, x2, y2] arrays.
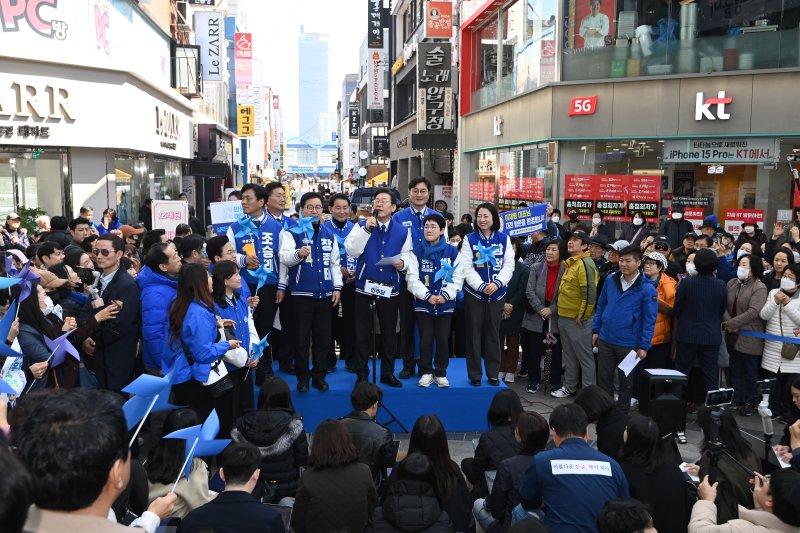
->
[[498, 372, 506, 380], [550, 387, 574, 398], [434, 376, 449, 388], [418, 374, 434, 387], [504, 373, 515, 383]]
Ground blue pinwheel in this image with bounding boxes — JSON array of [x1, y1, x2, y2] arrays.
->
[[250, 263, 276, 291], [4, 255, 18, 277], [0, 301, 22, 359], [249, 333, 270, 362], [289, 215, 318, 241], [334, 234, 347, 259], [165, 409, 231, 487], [233, 215, 260, 239], [0, 276, 21, 292], [434, 258, 457, 285], [0, 377, 16, 396], [44, 329, 80, 368], [122, 366, 178, 447], [13, 262, 40, 303], [474, 242, 499, 269]]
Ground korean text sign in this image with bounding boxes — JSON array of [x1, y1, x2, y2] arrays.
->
[[501, 204, 549, 237]]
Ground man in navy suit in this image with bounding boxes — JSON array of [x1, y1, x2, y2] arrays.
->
[[180, 443, 286, 533]]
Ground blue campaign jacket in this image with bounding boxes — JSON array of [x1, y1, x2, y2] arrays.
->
[[324, 218, 357, 278], [137, 266, 178, 369], [215, 292, 257, 372], [592, 271, 658, 351], [227, 211, 282, 288], [393, 206, 437, 249], [166, 301, 230, 384], [405, 239, 464, 315], [344, 219, 412, 297], [278, 224, 342, 298], [460, 231, 516, 302]]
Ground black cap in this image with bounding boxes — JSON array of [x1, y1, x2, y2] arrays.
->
[[570, 231, 591, 245], [672, 204, 685, 214], [653, 236, 671, 250], [589, 234, 609, 248], [683, 232, 697, 240]]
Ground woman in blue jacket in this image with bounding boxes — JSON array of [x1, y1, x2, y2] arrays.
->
[[459, 203, 516, 386], [405, 214, 464, 388], [97, 208, 122, 235], [168, 263, 240, 423], [212, 260, 259, 418]]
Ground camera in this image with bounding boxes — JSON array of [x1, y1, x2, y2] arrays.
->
[[705, 388, 734, 408], [74, 266, 98, 286]]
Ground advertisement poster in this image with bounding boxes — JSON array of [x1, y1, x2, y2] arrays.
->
[[499, 177, 545, 202], [151, 200, 188, 240], [424, 1, 454, 39], [433, 185, 453, 209], [210, 200, 244, 236], [234, 32, 252, 85], [724, 209, 764, 239], [564, 174, 660, 222], [501, 204, 549, 237], [571, 0, 615, 49]]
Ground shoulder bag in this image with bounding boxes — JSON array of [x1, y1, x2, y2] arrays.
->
[[179, 336, 234, 398], [218, 320, 248, 368], [778, 306, 800, 360]]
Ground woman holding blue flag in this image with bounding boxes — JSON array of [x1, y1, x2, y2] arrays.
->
[[459, 203, 516, 386], [405, 214, 464, 388], [212, 260, 260, 419]]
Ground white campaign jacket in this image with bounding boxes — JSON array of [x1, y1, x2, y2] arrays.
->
[[759, 288, 800, 374]]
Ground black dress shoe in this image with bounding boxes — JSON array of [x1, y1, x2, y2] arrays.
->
[[279, 363, 296, 375], [469, 379, 481, 387], [380, 375, 403, 388], [488, 378, 500, 386], [297, 379, 309, 393], [399, 367, 415, 379], [312, 378, 329, 392]]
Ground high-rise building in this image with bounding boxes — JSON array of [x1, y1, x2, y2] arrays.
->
[[298, 27, 329, 146]]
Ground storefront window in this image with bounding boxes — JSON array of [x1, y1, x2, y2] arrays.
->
[[473, 15, 500, 109], [562, 0, 800, 81], [153, 158, 181, 200], [469, 150, 498, 212], [497, 144, 554, 211], [0, 149, 67, 217], [115, 154, 148, 225]]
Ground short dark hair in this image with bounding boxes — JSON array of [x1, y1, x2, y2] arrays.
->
[[408, 176, 432, 192], [618, 245, 642, 262], [175, 223, 192, 237], [695, 235, 713, 248], [443, 211, 454, 222], [50, 215, 68, 230], [36, 241, 63, 262], [516, 412, 550, 453], [68, 217, 91, 231], [211, 260, 239, 306], [350, 381, 383, 412], [143, 242, 171, 272], [142, 229, 166, 254], [228, 190, 242, 200], [618, 414, 663, 473], [597, 499, 653, 533], [738, 254, 765, 280], [475, 202, 501, 232], [257, 376, 294, 411], [15, 389, 128, 511], [242, 183, 268, 203], [374, 187, 397, 206], [206, 235, 229, 262], [592, 210, 604, 219], [220, 443, 261, 486], [547, 239, 568, 262], [694, 248, 719, 275], [574, 385, 615, 423], [461, 214, 473, 224], [0, 446, 33, 533], [549, 403, 589, 438], [96, 234, 124, 253], [263, 181, 284, 200], [773, 247, 795, 267], [79, 206, 93, 215], [487, 389, 524, 427], [300, 191, 323, 208], [328, 193, 350, 207], [308, 419, 358, 470], [178, 236, 205, 259], [423, 213, 445, 230]]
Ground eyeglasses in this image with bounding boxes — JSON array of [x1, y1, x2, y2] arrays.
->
[[92, 248, 114, 257], [410, 188, 429, 195], [305, 205, 323, 212]]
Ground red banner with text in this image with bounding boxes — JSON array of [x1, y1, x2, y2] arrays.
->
[[564, 174, 661, 222]]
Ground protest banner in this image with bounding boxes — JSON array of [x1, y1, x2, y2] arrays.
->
[[564, 174, 660, 222], [501, 203, 548, 237], [209, 200, 245, 236], [151, 200, 188, 240]]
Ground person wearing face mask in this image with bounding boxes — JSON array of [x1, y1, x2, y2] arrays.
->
[[723, 254, 768, 417], [759, 263, 800, 420], [658, 204, 693, 250], [548, 207, 566, 240], [621, 211, 649, 249], [682, 251, 698, 280], [564, 209, 583, 235], [589, 210, 612, 241], [762, 247, 796, 291], [671, 232, 696, 273], [734, 218, 766, 249]]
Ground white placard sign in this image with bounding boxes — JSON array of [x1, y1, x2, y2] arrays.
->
[[152, 200, 189, 240]]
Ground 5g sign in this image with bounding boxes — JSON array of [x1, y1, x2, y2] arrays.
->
[[569, 96, 598, 116]]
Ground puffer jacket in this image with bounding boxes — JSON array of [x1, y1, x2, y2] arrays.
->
[[231, 408, 309, 501], [759, 289, 800, 374], [137, 266, 177, 369], [471, 425, 521, 498], [689, 500, 798, 533], [522, 260, 564, 334], [650, 273, 677, 345], [369, 479, 453, 533], [557, 251, 598, 320], [724, 277, 767, 356]]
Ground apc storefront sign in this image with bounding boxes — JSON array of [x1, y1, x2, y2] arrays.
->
[[663, 138, 778, 164]]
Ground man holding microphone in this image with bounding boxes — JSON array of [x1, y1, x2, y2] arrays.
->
[[345, 188, 413, 387]]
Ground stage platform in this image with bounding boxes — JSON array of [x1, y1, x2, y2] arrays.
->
[[267, 359, 505, 433]]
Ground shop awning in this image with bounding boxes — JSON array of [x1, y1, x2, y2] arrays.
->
[[368, 171, 389, 186], [115, 168, 132, 179]]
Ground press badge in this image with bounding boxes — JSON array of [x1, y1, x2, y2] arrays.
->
[[364, 280, 392, 298]]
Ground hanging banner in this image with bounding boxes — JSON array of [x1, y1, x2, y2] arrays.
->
[[193, 11, 223, 82], [367, 0, 384, 49], [367, 51, 384, 110], [501, 204, 549, 237], [234, 32, 252, 85], [724, 209, 764, 239], [424, 1, 454, 40], [151, 201, 188, 240], [663, 138, 779, 164], [237, 105, 255, 137], [416, 42, 453, 132], [564, 174, 660, 222], [348, 108, 360, 139]]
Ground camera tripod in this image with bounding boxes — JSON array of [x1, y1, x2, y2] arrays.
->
[[369, 296, 408, 432]]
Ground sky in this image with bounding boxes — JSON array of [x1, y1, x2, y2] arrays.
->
[[243, 0, 367, 138]]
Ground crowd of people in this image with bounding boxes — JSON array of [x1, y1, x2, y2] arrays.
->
[[0, 180, 800, 532]]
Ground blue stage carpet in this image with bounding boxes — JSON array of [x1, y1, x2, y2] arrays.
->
[[266, 359, 505, 433]]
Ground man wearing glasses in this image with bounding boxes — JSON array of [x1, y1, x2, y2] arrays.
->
[[278, 192, 342, 392], [83, 234, 141, 392], [393, 177, 436, 379]]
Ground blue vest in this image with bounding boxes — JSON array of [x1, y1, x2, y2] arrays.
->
[[393, 206, 436, 250], [324, 219, 357, 276], [464, 231, 510, 302], [284, 224, 339, 298], [354, 220, 409, 296], [414, 242, 460, 315], [229, 212, 282, 287]]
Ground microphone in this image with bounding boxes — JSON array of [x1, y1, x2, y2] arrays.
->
[[372, 209, 380, 219]]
